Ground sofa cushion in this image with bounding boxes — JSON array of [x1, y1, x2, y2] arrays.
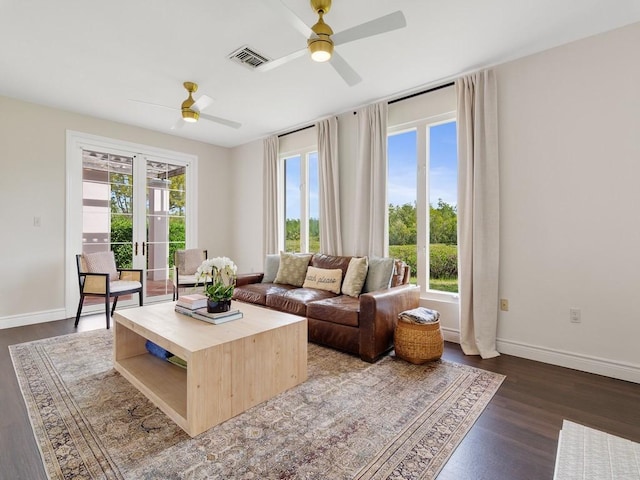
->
[[341, 256, 369, 297], [307, 296, 360, 328], [311, 253, 352, 278], [362, 257, 395, 293], [262, 254, 280, 283], [266, 288, 336, 316], [233, 283, 297, 306], [302, 267, 343, 294], [274, 252, 313, 287]]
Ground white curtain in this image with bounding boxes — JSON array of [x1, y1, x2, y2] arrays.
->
[[317, 117, 343, 255], [353, 102, 388, 257], [456, 69, 501, 359], [263, 135, 280, 256]]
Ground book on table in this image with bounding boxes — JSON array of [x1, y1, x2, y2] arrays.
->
[[175, 305, 243, 324], [175, 293, 208, 310]]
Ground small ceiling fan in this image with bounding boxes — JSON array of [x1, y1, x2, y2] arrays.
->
[[257, 0, 407, 86], [131, 82, 241, 130]]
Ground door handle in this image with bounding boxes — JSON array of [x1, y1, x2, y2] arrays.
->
[[142, 242, 146, 255], [134, 242, 138, 255]]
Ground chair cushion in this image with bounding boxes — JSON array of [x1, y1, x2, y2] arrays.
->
[[177, 274, 199, 286], [110, 280, 142, 293], [84, 251, 119, 281]]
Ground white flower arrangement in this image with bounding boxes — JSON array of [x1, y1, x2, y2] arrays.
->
[[195, 256, 238, 301]]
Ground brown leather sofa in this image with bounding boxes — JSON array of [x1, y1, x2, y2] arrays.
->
[[233, 253, 420, 362]]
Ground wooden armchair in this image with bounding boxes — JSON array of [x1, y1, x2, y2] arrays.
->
[[75, 251, 143, 329], [173, 249, 207, 300]]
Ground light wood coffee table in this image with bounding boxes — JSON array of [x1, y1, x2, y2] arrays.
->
[[113, 301, 307, 437]]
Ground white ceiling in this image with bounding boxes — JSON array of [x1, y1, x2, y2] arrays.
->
[[1, 0, 639, 148]]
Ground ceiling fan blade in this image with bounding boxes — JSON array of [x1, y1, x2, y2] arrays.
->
[[263, 0, 314, 38], [256, 47, 307, 72], [332, 11, 407, 46], [200, 113, 242, 130], [192, 94, 214, 113], [129, 98, 177, 111], [171, 118, 186, 130], [329, 51, 362, 86]]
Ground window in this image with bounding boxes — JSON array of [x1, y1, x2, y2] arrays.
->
[[387, 117, 458, 294], [283, 150, 319, 253]]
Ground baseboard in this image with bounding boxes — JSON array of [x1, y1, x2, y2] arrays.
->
[[0, 309, 66, 329], [440, 327, 639, 384], [441, 326, 461, 344], [496, 338, 640, 384]]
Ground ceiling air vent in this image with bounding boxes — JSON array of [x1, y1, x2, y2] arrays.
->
[[228, 46, 270, 69]]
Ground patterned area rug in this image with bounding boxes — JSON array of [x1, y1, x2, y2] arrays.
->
[[10, 329, 504, 480], [554, 420, 640, 479]]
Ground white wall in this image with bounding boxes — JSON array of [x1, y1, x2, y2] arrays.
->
[[229, 140, 264, 274], [0, 96, 231, 327], [229, 22, 640, 382], [495, 21, 640, 381]]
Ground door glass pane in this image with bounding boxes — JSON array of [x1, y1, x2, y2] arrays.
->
[[428, 121, 458, 293], [82, 150, 134, 305], [146, 159, 186, 299]]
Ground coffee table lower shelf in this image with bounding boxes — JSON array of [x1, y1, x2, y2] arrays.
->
[[115, 354, 188, 430]]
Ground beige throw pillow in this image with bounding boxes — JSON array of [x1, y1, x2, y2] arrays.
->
[[302, 266, 343, 294], [274, 252, 312, 287], [84, 251, 119, 281], [341, 256, 369, 297]]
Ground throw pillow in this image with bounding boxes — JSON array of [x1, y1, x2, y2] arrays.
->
[[362, 257, 395, 293], [302, 266, 343, 294], [184, 249, 205, 275], [341, 256, 369, 297], [262, 254, 281, 283], [84, 251, 119, 282], [274, 252, 312, 287]]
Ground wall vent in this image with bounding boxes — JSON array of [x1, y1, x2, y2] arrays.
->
[[228, 46, 270, 69]]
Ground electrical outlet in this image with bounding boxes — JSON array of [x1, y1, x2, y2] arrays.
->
[[500, 299, 509, 311], [570, 308, 581, 323]]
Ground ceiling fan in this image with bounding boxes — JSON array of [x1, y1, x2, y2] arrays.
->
[[131, 82, 241, 130], [257, 0, 407, 86]]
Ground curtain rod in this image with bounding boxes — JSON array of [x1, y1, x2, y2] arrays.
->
[[387, 81, 455, 105], [278, 124, 314, 138]]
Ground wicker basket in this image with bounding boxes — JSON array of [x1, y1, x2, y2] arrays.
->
[[394, 319, 444, 364]]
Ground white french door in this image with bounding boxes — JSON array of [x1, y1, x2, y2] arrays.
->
[[139, 156, 190, 303], [65, 132, 198, 317]]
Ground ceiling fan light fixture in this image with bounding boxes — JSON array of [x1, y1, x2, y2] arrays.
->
[[308, 36, 333, 62], [182, 109, 199, 123]]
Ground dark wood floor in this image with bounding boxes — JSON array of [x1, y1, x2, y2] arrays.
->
[[2, 316, 639, 480]]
